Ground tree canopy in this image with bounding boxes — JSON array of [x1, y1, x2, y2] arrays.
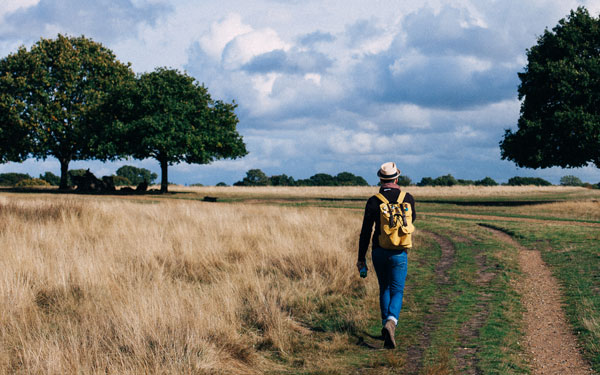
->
[[0, 34, 134, 189], [500, 7, 600, 169], [119, 67, 247, 193]]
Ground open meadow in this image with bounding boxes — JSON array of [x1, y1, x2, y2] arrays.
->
[[1, 185, 599, 374]]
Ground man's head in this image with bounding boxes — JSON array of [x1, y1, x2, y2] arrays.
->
[[377, 162, 400, 183]]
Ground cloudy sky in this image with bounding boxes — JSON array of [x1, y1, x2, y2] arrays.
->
[[1, 0, 600, 185]]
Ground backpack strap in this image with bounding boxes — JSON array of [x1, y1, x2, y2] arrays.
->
[[375, 191, 406, 204], [398, 191, 407, 204], [374, 193, 389, 204]]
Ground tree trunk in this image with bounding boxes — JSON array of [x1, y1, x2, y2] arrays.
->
[[59, 158, 70, 190], [160, 159, 168, 194]]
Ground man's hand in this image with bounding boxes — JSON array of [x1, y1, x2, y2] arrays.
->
[[356, 261, 367, 272]]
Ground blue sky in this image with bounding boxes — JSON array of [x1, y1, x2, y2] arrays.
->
[[1, 0, 600, 185]]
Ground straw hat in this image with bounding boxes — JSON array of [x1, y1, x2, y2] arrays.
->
[[377, 162, 401, 180]]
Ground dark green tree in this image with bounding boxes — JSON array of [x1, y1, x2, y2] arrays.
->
[[433, 174, 458, 186], [0, 34, 135, 189], [560, 175, 583, 186], [111, 175, 132, 186], [270, 174, 296, 186], [475, 177, 498, 186], [500, 7, 600, 169], [39, 171, 60, 186], [234, 169, 269, 186], [116, 165, 157, 185], [119, 68, 247, 193], [417, 177, 434, 186], [396, 175, 412, 186], [306, 173, 336, 186], [335, 172, 369, 186]]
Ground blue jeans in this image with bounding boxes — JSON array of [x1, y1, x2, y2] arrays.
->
[[372, 247, 407, 325]]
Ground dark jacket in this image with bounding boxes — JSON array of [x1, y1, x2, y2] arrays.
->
[[357, 186, 416, 262]]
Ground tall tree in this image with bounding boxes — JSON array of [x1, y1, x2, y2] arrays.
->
[[0, 34, 134, 189], [121, 68, 247, 193], [500, 7, 600, 169]]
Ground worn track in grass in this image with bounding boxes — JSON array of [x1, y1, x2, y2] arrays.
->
[[403, 230, 456, 375], [485, 228, 592, 375], [455, 245, 497, 375]]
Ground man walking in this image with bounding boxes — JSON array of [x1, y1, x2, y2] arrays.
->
[[357, 162, 416, 349]]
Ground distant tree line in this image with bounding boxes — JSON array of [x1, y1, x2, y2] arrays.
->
[[214, 170, 600, 188], [232, 169, 369, 186]]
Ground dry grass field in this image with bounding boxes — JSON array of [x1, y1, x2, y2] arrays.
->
[[0, 195, 373, 374], [1, 185, 599, 374]]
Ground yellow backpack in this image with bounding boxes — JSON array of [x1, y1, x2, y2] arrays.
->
[[375, 192, 415, 250]]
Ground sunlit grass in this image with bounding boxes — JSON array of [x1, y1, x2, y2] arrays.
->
[[0, 195, 370, 374]]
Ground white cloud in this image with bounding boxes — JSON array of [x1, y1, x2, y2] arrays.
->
[[199, 13, 253, 61], [222, 27, 289, 69]]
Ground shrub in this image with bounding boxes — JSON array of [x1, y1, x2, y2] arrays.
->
[[189, 183, 204, 187], [216, 182, 228, 187], [0, 172, 32, 186], [15, 178, 51, 187], [506, 176, 552, 186]]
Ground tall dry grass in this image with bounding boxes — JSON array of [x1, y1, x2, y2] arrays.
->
[[0, 195, 369, 374]]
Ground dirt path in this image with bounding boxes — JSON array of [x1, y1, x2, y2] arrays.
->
[[403, 230, 456, 375], [423, 212, 600, 228], [486, 228, 592, 375]]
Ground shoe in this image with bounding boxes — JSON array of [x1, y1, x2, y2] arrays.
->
[[383, 320, 396, 349]]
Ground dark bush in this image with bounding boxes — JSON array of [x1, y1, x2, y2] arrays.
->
[[0, 172, 32, 186], [506, 176, 552, 186]]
